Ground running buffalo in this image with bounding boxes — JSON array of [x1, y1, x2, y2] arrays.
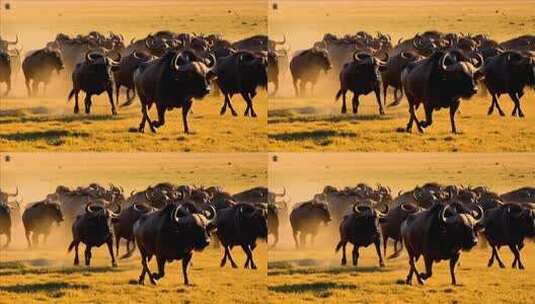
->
[[401, 203, 483, 285], [22, 199, 64, 248], [289, 200, 332, 248], [22, 48, 64, 97], [290, 48, 332, 96], [135, 50, 216, 133], [0, 51, 11, 96], [68, 52, 121, 115], [133, 204, 215, 285], [335, 52, 388, 115], [402, 50, 484, 133]]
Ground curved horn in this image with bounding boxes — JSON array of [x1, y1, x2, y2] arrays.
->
[[85, 202, 96, 214], [353, 51, 371, 63], [400, 51, 414, 60], [275, 187, 286, 197], [203, 205, 216, 223], [132, 203, 145, 213], [472, 205, 484, 222], [471, 53, 484, 69], [173, 205, 185, 223], [440, 52, 454, 71], [275, 35, 286, 45], [439, 204, 450, 224], [400, 203, 416, 213], [204, 53, 216, 68]]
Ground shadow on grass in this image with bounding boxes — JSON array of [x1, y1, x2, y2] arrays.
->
[[0, 265, 125, 276], [0, 130, 89, 145], [268, 264, 390, 276], [0, 114, 126, 124], [0, 282, 89, 294], [268, 129, 357, 142], [269, 282, 357, 294], [268, 111, 395, 124]]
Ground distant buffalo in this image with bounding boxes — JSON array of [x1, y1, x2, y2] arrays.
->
[[22, 200, 64, 248], [290, 48, 332, 96], [22, 48, 64, 97]]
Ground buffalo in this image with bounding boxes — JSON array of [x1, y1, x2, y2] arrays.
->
[[216, 203, 267, 269], [289, 200, 331, 248], [113, 202, 154, 259], [380, 203, 420, 258], [22, 200, 64, 248], [335, 204, 388, 267], [68, 52, 121, 115], [480, 203, 535, 269], [115, 51, 153, 106], [68, 202, 121, 267], [483, 51, 534, 117], [135, 50, 216, 133], [402, 50, 483, 133], [401, 203, 483, 285], [381, 51, 422, 106], [133, 204, 215, 285], [290, 48, 332, 96], [22, 48, 64, 97], [216, 51, 267, 117], [335, 52, 388, 115]]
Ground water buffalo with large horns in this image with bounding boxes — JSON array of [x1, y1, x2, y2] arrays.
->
[[335, 204, 388, 267], [289, 199, 332, 248], [22, 199, 64, 248], [381, 51, 422, 106], [335, 51, 388, 115], [215, 51, 267, 117], [113, 202, 155, 259], [216, 203, 267, 269], [135, 50, 216, 133], [68, 202, 121, 267], [68, 52, 121, 115], [133, 204, 215, 285], [115, 51, 154, 106], [401, 203, 483, 285], [22, 48, 64, 97], [380, 203, 420, 258], [480, 203, 535, 269], [483, 51, 534, 117], [402, 50, 484, 133], [290, 48, 332, 96]]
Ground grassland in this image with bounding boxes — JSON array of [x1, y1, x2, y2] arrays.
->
[[0, 0, 268, 151], [268, 0, 535, 152], [0, 152, 268, 303], [268, 152, 535, 303]]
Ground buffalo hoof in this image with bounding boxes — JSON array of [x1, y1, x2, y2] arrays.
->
[[498, 263, 505, 268], [74, 108, 79, 114], [231, 111, 238, 117], [519, 264, 525, 270], [112, 110, 117, 116], [519, 112, 525, 118], [498, 111, 505, 117], [379, 262, 385, 267], [112, 262, 118, 268], [138, 279, 144, 285], [379, 110, 385, 115], [341, 258, 347, 266], [251, 264, 257, 270], [231, 263, 238, 269], [341, 107, 347, 114], [74, 261, 79, 266]]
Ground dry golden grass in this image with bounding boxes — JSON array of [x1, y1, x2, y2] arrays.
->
[[268, 0, 535, 152], [267, 152, 535, 303], [0, 0, 268, 151], [0, 152, 268, 303]]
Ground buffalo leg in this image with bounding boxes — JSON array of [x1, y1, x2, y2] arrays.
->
[[32, 233, 39, 248], [2, 230, 11, 249], [73, 243, 80, 265], [408, 255, 424, 285], [407, 101, 423, 133], [84, 94, 92, 114], [449, 100, 460, 134], [299, 81, 306, 97], [154, 255, 166, 280], [352, 245, 359, 266], [382, 83, 388, 107], [375, 239, 385, 267], [84, 245, 92, 266], [421, 105, 434, 128], [73, 91, 80, 114], [242, 245, 256, 269], [292, 78, 299, 97], [509, 93, 524, 118], [115, 236, 121, 258], [383, 235, 388, 258], [182, 100, 192, 133], [299, 233, 306, 249], [107, 238, 117, 267], [226, 246, 238, 268], [115, 83, 121, 106], [292, 230, 299, 249], [391, 239, 403, 258], [220, 246, 228, 267], [352, 93, 359, 114], [509, 244, 524, 269], [31, 81, 39, 97], [141, 255, 157, 285], [493, 246, 506, 268], [153, 104, 166, 129], [271, 230, 279, 249], [182, 252, 192, 285], [25, 230, 31, 248], [340, 242, 347, 265], [420, 255, 434, 281], [107, 87, 117, 115], [340, 90, 347, 114], [449, 253, 460, 285], [242, 92, 256, 117], [374, 87, 385, 115], [25, 78, 31, 97]]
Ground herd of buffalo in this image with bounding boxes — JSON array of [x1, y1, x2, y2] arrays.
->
[[1, 30, 533, 134], [269, 183, 534, 285], [0, 183, 268, 285], [0, 182, 534, 285]]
